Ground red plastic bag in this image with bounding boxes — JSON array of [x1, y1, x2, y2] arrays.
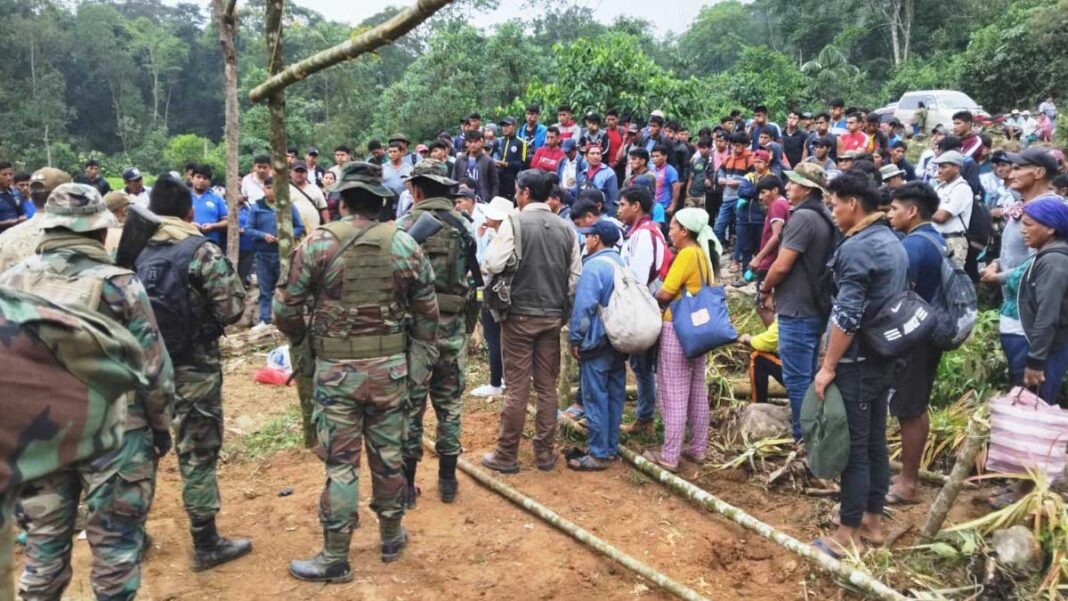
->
[[254, 367, 291, 386]]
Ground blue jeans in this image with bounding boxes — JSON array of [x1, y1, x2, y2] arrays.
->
[[581, 345, 627, 459], [1001, 333, 1068, 405], [255, 252, 280, 324], [713, 197, 737, 246], [629, 351, 656, 422], [778, 314, 826, 440]]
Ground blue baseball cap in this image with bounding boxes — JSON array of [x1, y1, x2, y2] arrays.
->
[[578, 220, 620, 246]]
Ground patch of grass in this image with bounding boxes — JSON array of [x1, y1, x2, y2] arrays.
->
[[233, 404, 304, 459]]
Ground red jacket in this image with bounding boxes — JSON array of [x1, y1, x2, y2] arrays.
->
[[531, 146, 565, 173]]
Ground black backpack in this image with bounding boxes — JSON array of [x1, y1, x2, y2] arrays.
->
[[793, 205, 840, 319], [135, 236, 212, 365], [962, 197, 993, 251]]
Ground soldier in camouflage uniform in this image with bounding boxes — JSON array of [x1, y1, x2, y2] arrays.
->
[[0, 286, 150, 601], [0, 183, 175, 601], [396, 159, 475, 507], [0, 168, 71, 272], [274, 162, 439, 583], [136, 175, 250, 571]]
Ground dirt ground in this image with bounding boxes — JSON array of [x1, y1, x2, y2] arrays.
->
[[22, 355, 989, 601]]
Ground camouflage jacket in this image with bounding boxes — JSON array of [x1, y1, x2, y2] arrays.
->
[[0, 286, 148, 517], [273, 215, 439, 352], [150, 218, 246, 371], [396, 197, 475, 315], [0, 234, 174, 432]]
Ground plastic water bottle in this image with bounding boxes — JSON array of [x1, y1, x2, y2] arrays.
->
[[744, 269, 756, 282]]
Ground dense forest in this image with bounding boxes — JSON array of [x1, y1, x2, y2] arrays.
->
[[0, 0, 1064, 176]]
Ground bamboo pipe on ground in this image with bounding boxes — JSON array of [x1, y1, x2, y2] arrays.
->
[[423, 438, 711, 601]]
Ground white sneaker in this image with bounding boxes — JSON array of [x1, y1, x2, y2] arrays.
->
[[471, 384, 504, 397], [250, 322, 270, 333]]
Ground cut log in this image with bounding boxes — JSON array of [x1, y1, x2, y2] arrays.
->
[[918, 415, 988, 539], [427, 439, 711, 601]]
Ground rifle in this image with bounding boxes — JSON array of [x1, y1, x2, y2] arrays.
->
[[115, 205, 162, 269]]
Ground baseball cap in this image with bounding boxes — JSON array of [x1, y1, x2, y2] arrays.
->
[[499, 116, 517, 126], [650, 109, 665, 118], [561, 139, 578, 151], [785, 162, 829, 193], [404, 159, 458, 186], [122, 168, 142, 181], [1011, 109, 1021, 115], [306, 146, 319, 156], [753, 149, 771, 162], [291, 160, 308, 171], [991, 149, 1011, 164], [29, 168, 72, 195], [578, 220, 621, 246], [103, 190, 131, 213], [934, 150, 964, 167], [1006, 148, 1059, 175], [800, 382, 849, 479], [39, 183, 118, 233], [451, 184, 477, 199], [813, 136, 833, 148], [627, 123, 640, 134], [416, 144, 429, 153], [388, 133, 411, 145]]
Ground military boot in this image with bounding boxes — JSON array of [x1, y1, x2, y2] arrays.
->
[[438, 454, 458, 503], [403, 458, 419, 509], [380, 519, 408, 563], [190, 517, 253, 571], [289, 531, 353, 583]]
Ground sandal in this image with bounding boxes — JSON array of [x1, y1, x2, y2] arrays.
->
[[567, 454, 608, 471], [563, 405, 586, 420], [641, 449, 678, 473], [811, 538, 844, 560], [681, 450, 707, 465], [884, 490, 921, 506]]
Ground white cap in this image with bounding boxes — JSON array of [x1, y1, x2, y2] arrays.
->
[[650, 109, 665, 118], [483, 196, 516, 221]]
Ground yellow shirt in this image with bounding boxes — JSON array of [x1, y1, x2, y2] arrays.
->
[[661, 246, 713, 321], [750, 319, 779, 353]]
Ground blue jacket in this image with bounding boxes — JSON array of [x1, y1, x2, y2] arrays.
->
[[569, 249, 624, 352], [245, 199, 304, 254], [520, 122, 547, 151], [237, 203, 254, 253], [574, 164, 620, 215]]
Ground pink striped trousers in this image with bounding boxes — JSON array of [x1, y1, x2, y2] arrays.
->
[[655, 321, 709, 464]]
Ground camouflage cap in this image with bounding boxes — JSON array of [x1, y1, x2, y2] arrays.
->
[[29, 167, 72, 195], [331, 161, 394, 198], [404, 159, 458, 186], [785, 162, 829, 193], [38, 183, 119, 232]]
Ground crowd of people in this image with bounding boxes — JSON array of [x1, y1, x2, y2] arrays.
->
[[1, 96, 1067, 595]]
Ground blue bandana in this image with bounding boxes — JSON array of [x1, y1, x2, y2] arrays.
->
[[1023, 197, 1068, 239]]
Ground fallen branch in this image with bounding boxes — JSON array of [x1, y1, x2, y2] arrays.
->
[[919, 415, 988, 539], [883, 523, 914, 548], [553, 410, 907, 601], [424, 439, 711, 601], [248, 0, 456, 103]]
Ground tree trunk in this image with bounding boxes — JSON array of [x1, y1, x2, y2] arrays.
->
[[248, 0, 456, 103], [265, 0, 294, 264], [212, 0, 241, 265], [901, 0, 914, 63], [919, 415, 988, 539]]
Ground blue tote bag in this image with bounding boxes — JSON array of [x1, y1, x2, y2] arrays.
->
[[669, 252, 737, 359]]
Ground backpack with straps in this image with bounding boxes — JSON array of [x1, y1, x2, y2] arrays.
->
[[135, 236, 213, 365], [913, 230, 978, 350], [962, 197, 993, 251], [792, 205, 839, 318], [632, 219, 673, 283], [596, 257, 662, 353]]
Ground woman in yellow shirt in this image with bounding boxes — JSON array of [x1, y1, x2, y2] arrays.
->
[[643, 208, 721, 472]]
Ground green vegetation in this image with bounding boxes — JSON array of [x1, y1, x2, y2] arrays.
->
[[1, 0, 1065, 178], [232, 404, 304, 460]]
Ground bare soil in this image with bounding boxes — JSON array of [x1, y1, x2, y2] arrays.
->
[[22, 356, 988, 600]]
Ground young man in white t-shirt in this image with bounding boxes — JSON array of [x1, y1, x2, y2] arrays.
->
[[241, 155, 271, 204]]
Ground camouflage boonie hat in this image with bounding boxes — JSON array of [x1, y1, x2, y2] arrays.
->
[[331, 161, 394, 198], [38, 183, 119, 232], [785, 162, 829, 194], [404, 159, 458, 186], [29, 167, 72, 195]]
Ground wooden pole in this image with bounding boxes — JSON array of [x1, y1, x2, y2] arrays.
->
[[551, 410, 908, 601], [425, 439, 711, 601], [264, 0, 295, 267], [918, 415, 988, 539], [248, 0, 456, 103], [212, 0, 241, 265]]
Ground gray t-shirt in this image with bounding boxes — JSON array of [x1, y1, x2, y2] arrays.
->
[[774, 197, 835, 318]]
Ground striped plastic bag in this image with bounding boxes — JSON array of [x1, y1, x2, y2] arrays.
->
[[986, 386, 1068, 481]]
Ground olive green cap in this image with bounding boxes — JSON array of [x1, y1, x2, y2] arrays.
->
[[38, 183, 119, 232], [331, 161, 394, 198]]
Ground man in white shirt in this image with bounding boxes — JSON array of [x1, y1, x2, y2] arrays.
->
[[931, 151, 973, 269], [121, 168, 151, 208], [241, 155, 271, 204], [289, 161, 329, 230], [616, 185, 665, 436]]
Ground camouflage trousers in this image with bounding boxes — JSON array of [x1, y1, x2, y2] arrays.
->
[[404, 315, 467, 462], [313, 354, 409, 534], [18, 426, 156, 601], [173, 365, 224, 522]]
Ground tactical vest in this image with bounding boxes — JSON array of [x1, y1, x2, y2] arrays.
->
[[313, 220, 407, 360], [409, 205, 470, 314], [3, 251, 127, 320]]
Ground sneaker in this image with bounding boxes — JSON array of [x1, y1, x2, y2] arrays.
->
[[471, 384, 504, 397], [250, 322, 271, 334]]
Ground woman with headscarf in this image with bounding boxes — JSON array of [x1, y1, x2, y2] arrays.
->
[[1017, 198, 1068, 405], [643, 208, 722, 472]]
